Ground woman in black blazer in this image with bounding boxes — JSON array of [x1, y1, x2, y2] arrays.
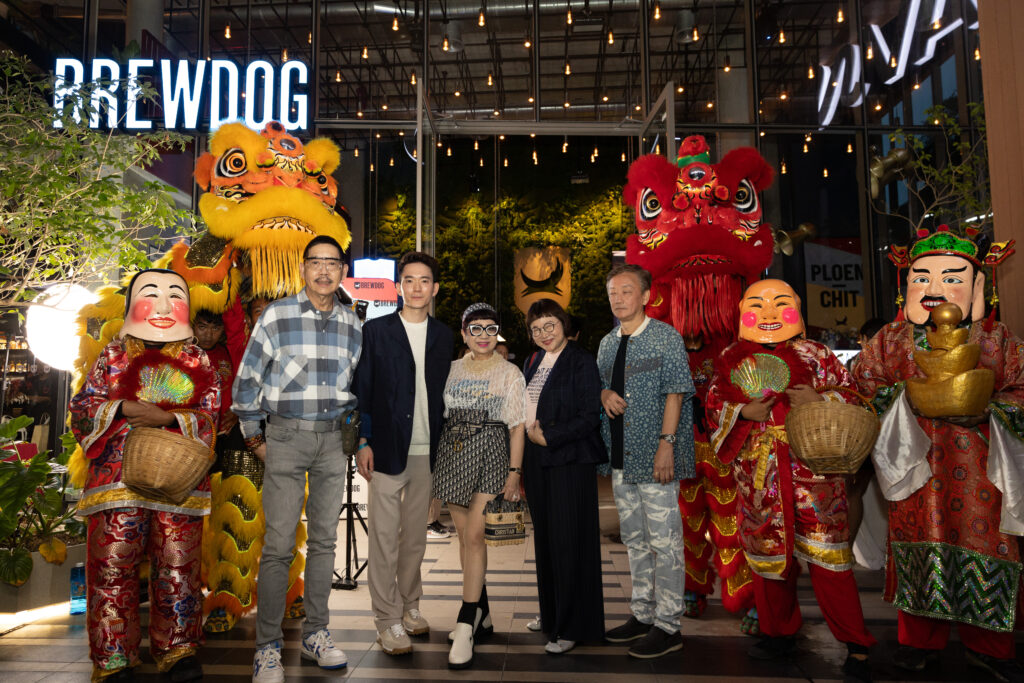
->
[[523, 299, 607, 654]]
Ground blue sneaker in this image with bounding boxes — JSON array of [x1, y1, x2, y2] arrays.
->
[[301, 628, 348, 669], [252, 642, 284, 683]]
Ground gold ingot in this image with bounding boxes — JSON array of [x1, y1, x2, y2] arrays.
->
[[906, 303, 995, 417]]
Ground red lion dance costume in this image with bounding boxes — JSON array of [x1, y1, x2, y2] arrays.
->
[[622, 136, 774, 626]]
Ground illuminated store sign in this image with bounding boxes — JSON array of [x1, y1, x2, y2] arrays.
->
[[52, 58, 309, 131], [816, 0, 978, 127]]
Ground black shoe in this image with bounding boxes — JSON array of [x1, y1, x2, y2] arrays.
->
[[967, 649, 1024, 683], [842, 654, 872, 683], [747, 635, 796, 660], [605, 616, 651, 643], [167, 655, 203, 682], [892, 645, 940, 672], [105, 669, 136, 683], [627, 626, 683, 659]]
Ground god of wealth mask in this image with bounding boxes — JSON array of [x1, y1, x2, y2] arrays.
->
[[119, 269, 194, 343], [905, 253, 984, 326], [738, 279, 805, 344]]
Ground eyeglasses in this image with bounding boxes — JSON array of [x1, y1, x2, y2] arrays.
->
[[529, 321, 557, 337], [305, 257, 343, 272], [467, 323, 500, 337]]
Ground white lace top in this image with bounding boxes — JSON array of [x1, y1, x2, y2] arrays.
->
[[443, 353, 528, 428]]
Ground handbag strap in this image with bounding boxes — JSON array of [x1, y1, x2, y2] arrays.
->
[[168, 408, 217, 460]]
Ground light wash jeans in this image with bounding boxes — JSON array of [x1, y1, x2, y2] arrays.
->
[[255, 424, 347, 646], [612, 468, 686, 634]]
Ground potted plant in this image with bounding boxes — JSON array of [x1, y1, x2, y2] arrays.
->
[[0, 415, 86, 592]]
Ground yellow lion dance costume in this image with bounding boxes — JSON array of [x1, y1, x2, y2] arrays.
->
[[71, 120, 352, 634]]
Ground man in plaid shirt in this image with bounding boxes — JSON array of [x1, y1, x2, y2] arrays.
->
[[233, 235, 362, 683]]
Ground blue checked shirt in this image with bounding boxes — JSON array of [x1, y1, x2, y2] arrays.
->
[[232, 288, 362, 439]]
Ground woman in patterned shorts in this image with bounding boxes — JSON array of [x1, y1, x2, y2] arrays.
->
[[433, 303, 527, 669]]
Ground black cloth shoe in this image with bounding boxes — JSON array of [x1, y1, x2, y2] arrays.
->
[[167, 655, 203, 682], [605, 616, 651, 643], [966, 649, 1024, 683], [747, 635, 796, 660], [842, 654, 872, 683], [104, 669, 136, 683], [892, 645, 940, 672], [627, 626, 683, 659]]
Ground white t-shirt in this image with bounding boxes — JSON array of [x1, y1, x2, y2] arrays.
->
[[526, 349, 562, 425], [400, 313, 430, 456]]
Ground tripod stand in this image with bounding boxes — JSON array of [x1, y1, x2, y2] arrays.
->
[[332, 451, 368, 589]]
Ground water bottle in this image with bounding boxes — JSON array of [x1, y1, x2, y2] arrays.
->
[[70, 563, 86, 615]]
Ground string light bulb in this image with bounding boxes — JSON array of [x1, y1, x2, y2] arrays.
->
[[493, 109, 500, 116], [447, 146, 452, 157], [621, 152, 626, 162], [890, 55, 897, 68], [567, 6, 572, 24], [781, 160, 787, 174], [803, 142, 809, 153], [932, 18, 941, 29], [602, 94, 609, 102], [504, 157, 508, 167], [975, 46, 981, 61], [370, 163, 374, 172], [823, 168, 829, 178], [847, 143, 853, 153], [866, 44, 874, 60], [354, 147, 359, 157], [677, 85, 684, 93], [532, 149, 538, 165], [487, 73, 493, 86], [837, 8, 845, 22], [362, 45, 369, 59], [562, 139, 568, 153], [874, 101, 882, 111], [442, 34, 450, 51], [357, 108, 363, 117], [524, 36, 532, 48], [608, 30, 614, 45], [381, 101, 388, 110], [335, 70, 342, 82], [411, 71, 416, 85], [474, 140, 479, 150], [389, 157, 394, 167], [593, 145, 599, 157], [565, 62, 571, 75], [808, 65, 815, 79], [724, 55, 732, 73], [780, 90, 788, 101], [564, 100, 571, 108], [528, 95, 535, 103], [653, 1, 661, 20], [282, 48, 288, 62], [706, 101, 714, 109], [913, 78, 920, 90], [224, 23, 231, 39], [479, 6, 485, 27], [692, 25, 699, 41], [805, 133, 812, 142], [392, 16, 399, 31], [779, 28, 786, 44], [308, 32, 312, 44], [479, 158, 484, 167], [454, 88, 461, 97]]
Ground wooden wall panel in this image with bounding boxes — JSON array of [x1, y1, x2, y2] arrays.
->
[[979, 1, 1024, 334]]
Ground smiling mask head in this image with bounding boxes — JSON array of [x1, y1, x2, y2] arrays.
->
[[120, 269, 194, 343], [738, 279, 804, 344]]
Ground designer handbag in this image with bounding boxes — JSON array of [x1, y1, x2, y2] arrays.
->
[[483, 494, 526, 546]]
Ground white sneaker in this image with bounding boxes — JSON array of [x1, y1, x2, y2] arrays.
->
[[300, 628, 347, 669], [403, 608, 430, 635], [526, 616, 542, 632], [545, 638, 576, 654], [377, 622, 413, 655], [252, 642, 285, 683], [448, 621, 474, 669]]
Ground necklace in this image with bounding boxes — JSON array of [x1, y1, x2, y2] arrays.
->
[[463, 352, 501, 375]]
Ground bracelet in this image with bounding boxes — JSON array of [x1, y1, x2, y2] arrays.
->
[[508, 466, 522, 474], [244, 433, 265, 451], [358, 442, 370, 451]]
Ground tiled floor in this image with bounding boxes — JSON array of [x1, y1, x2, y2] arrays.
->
[[1, 484, 1019, 682]]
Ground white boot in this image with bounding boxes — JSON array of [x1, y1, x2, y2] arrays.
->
[[448, 622, 474, 669]]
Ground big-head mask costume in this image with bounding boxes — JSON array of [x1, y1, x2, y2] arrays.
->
[[120, 268, 194, 343], [890, 225, 1015, 326], [738, 279, 805, 345]]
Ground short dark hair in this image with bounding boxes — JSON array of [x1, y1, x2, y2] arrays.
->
[[860, 317, 887, 340], [194, 309, 223, 325], [463, 306, 499, 329], [398, 251, 440, 282], [606, 263, 652, 292], [526, 298, 571, 333], [303, 235, 344, 260]]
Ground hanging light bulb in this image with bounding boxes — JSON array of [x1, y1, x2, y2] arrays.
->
[[837, 8, 845, 23], [621, 152, 626, 162], [866, 44, 874, 60], [362, 45, 369, 59], [692, 25, 699, 41], [780, 90, 788, 101], [532, 149, 538, 165], [504, 157, 508, 167], [564, 100, 571, 108], [805, 133, 812, 142], [932, 18, 941, 29], [487, 73, 493, 86], [335, 70, 342, 82], [635, 103, 642, 111], [442, 34, 450, 51], [370, 162, 374, 172], [389, 157, 394, 167], [913, 78, 920, 90], [528, 95, 535, 103], [677, 85, 684, 93], [375, 132, 381, 139], [354, 147, 359, 157], [803, 142, 809, 153], [399, 130, 404, 136], [593, 145, 599, 157], [392, 16, 399, 31], [410, 71, 417, 85], [808, 65, 815, 79], [602, 94, 609, 102], [454, 88, 461, 97], [706, 101, 714, 109], [590, 153, 596, 164], [499, 134, 505, 140], [847, 143, 854, 153], [524, 35, 532, 48], [493, 109, 500, 116], [474, 140, 479, 150], [447, 146, 452, 157], [654, 143, 659, 155], [567, 6, 572, 25], [975, 46, 981, 61], [479, 157, 484, 167], [874, 101, 883, 111], [282, 48, 288, 62], [823, 168, 828, 178], [565, 62, 571, 76], [608, 30, 614, 45], [413, 148, 417, 158], [224, 23, 231, 39], [653, 1, 661, 20], [479, 6, 486, 27], [437, 139, 443, 147], [308, 32, 312, 44], [781, 160, 787, 174], [724, 55, 732, 73], [381, 101, 388, 110], [779, 28, 786, 44], [890, 55, 897, 68], [562, 139, 568, 153], [530, 133, 536, 138]]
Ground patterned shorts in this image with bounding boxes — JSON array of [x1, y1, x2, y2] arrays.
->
[[432, 409, 509, 508]]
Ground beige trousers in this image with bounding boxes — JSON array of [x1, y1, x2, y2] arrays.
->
[[367, 453, 433, 631]]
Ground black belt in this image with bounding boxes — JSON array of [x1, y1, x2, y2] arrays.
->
[[268, 415, 341, 432]]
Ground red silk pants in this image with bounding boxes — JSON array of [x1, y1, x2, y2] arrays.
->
[[898, 610, 1015, 659]]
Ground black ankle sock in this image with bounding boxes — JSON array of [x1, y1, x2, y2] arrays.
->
[[457, 601, 479, 625], [479, 584, 489, 616]]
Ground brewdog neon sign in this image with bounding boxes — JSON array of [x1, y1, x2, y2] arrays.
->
[[53, 58, 309, 131]]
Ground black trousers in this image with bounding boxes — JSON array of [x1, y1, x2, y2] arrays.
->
[[523, 444, 605, 642]]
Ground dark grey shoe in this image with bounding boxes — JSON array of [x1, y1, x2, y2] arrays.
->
[[747, 635, 796, 660], [966, 649, 1024, 683], [605, 616, 651, 643], [892, 645, 939, 672], [627, 626, 683, 659]]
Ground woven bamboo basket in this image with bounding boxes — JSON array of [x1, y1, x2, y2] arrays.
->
[[785, 386, 880, 475], [122, 413, 215, 504]]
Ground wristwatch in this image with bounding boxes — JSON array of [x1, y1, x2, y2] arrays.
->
[[659, 433, 677, 444]]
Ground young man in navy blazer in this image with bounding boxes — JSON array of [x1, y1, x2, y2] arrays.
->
[[353, 252, 454, 655]]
